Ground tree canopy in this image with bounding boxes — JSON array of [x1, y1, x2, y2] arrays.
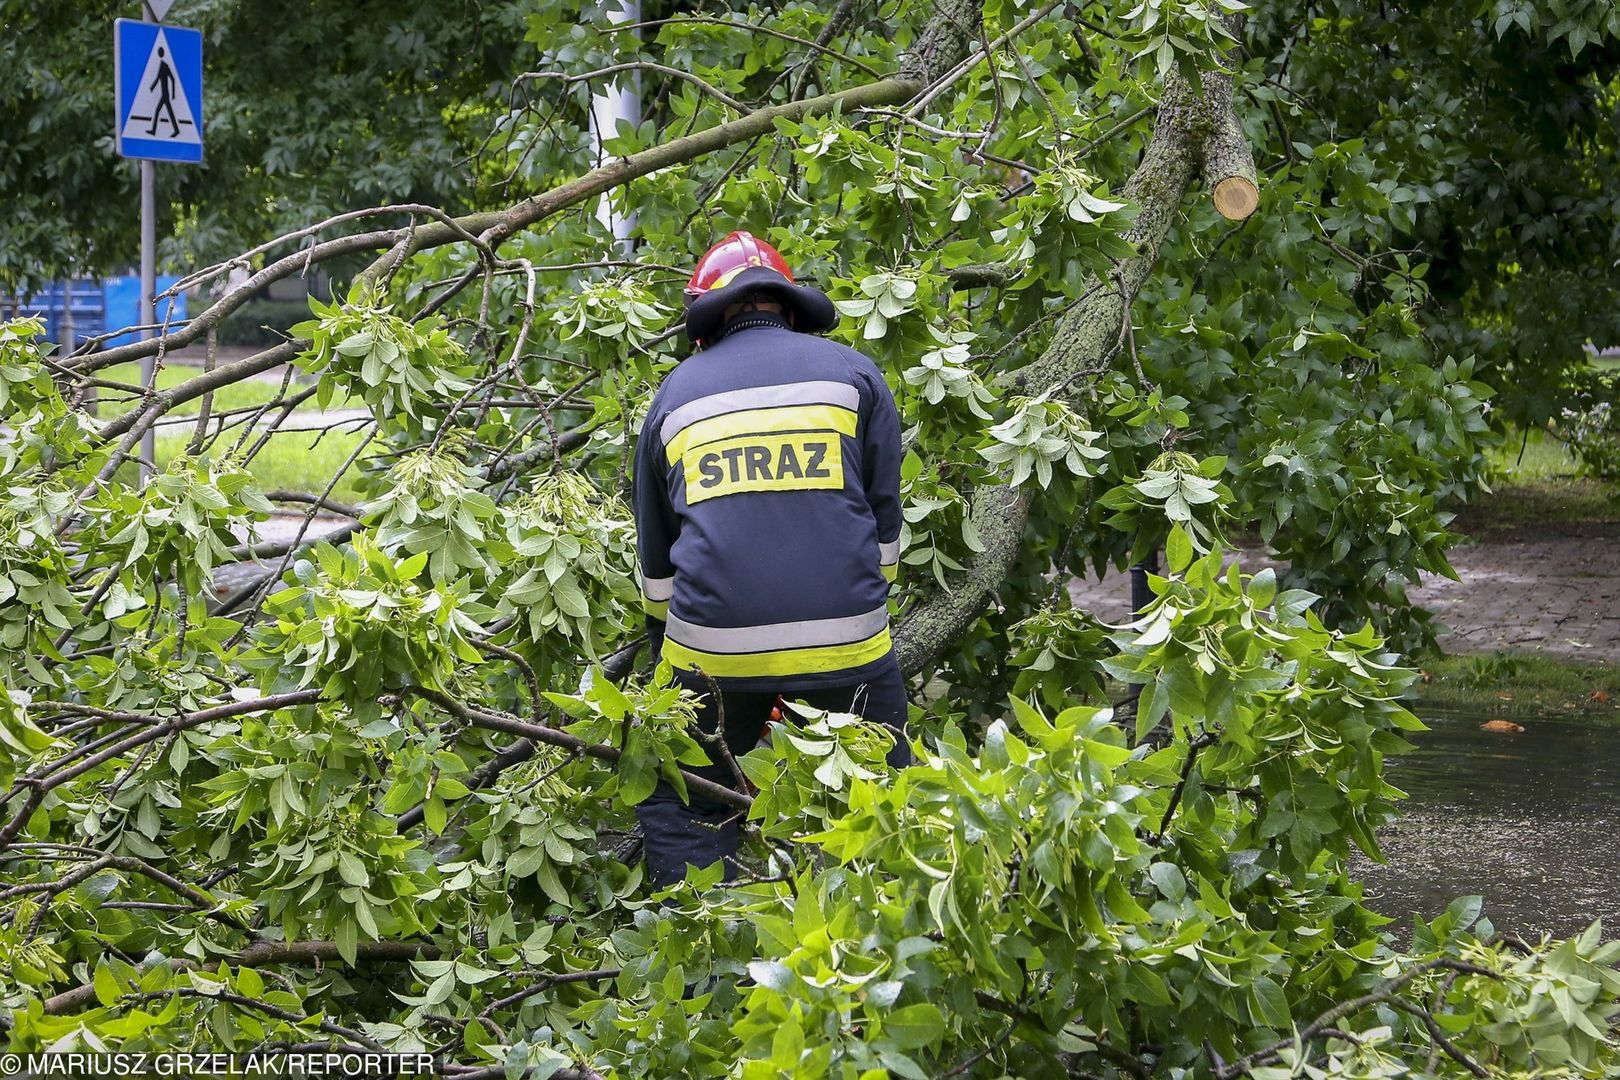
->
[[2, 1, 1619, 1077], [1247, 3, 1620, 431]]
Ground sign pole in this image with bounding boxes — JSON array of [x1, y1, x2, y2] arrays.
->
[[139, 157, 156, 481], [116, 0, 201, 480], [137, 0, 157, 482]]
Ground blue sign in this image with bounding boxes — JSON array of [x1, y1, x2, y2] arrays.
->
[[115, 19, 203, 163]]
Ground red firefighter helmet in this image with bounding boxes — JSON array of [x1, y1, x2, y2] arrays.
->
[[681, 230, 838, 346]]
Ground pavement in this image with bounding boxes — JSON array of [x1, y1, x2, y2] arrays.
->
[[1069, 521, 1620, 663]]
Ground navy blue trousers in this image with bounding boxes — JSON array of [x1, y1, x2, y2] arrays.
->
[[635, 659, 911, 888]]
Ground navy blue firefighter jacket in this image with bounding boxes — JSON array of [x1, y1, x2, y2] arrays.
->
[[632, 311, 903, 691]]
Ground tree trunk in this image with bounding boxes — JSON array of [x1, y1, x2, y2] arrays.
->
[[894, 55, 1256, 676]]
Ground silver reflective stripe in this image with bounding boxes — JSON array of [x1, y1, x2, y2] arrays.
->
[[878, 538, 901, 565], [664, 605, 889, 654], [641, 574, 674, 601], [660, 380, 861, 446]]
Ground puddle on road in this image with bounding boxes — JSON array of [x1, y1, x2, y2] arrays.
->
[[1353, 707, 1620, 940]]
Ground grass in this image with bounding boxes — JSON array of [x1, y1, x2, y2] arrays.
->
[[113, 429, 371, 507], [1413, 651, 1620, 723], [1484, 424, 1583, 481], [94, 361, 355, 417], [1451, 425, 1619, 535], [149, 428, 373, 507], [96, 360, 371, 504]]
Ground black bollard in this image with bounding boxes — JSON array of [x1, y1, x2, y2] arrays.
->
[[1126, 549, 1165, 744], [1126, 549, 1158, 706], [1130, 548, 1159, 622]]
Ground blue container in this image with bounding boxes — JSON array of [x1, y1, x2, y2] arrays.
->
[[96, 275, 189, 348], [11, 275, 187, 352]]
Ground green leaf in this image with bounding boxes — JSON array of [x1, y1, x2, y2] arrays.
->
[[337, 851, 370, 888], [94, 963, 121, 1007], [236, 967, 264, 1000], [424, 969, 456, 1006], [424, 795, 448, 835], [1166, 524, 1193, 573], [334, 918, 358, 967], [884, 1003, 945, 1049], [1248, 567, 1277, 608], [1148, 862, 1187, 902], [1250, 976, 1290, 1029], [747, 960, 795, 992]]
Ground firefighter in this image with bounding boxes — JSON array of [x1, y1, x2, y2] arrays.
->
[[632, 230, 909, 888]]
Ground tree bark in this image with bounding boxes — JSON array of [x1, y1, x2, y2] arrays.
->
[[900, 0, 982, 84]]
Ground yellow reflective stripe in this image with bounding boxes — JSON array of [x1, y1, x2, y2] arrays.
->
[[882, 563, 898, 583], [661, 627, 892, 678], [665, 404, 858, 466], [662, 381, 859, 445], [643, 598, 669, 620]]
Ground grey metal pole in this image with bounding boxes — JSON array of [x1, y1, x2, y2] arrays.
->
[[139, 157, 156, 481], [590, 0, 641, 253]]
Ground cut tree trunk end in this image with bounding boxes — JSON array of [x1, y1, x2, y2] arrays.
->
[[1202, 108, 1259, 220], [1212, 176, 1260, 220]]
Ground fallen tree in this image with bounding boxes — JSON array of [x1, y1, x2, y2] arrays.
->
[[2, 2, 1616, 1076]]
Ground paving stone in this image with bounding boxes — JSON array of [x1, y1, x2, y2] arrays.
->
[[1069, 524, 1620, 662]]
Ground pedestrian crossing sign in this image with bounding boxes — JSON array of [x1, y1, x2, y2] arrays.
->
[[115, 19, 203, 163]]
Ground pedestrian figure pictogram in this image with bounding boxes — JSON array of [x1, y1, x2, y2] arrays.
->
[[115, 20, 204, 163], [143, 46, 181, 138]]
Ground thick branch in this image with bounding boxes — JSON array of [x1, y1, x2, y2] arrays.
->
[[894, 484, 1032, 675], [901, 0, 983, 84], [40, 939, 439, 1015], [1001, 66, 1243, 394], [893, 44, 1256, 677], [407, 688, 753, 813], [1202, 108, 1259, 220]]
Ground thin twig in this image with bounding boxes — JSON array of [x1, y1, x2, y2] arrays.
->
[[600, 14, 882, 79], [519, 63, 745, 113]]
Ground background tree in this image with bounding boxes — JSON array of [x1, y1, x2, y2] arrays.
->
[[1245, 3, 1620, 454], [2, 2, 1619, 1077], [0, 0, 531, 291]]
